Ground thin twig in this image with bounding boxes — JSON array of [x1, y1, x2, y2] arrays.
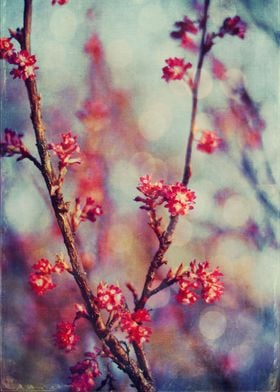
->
[[135, 0, 211, 312]]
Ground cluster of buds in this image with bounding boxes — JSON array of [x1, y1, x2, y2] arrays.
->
[[70, 197, 103, 231], [0, 38, 38, 80], [69, 353, 101, 392], [218, 16, 247, 39], [0, 128, 30, 160], [135, 175, 196, 217], [53, 321, 79, 353], [176, 260, 224, 305], [29, 255, 68, 295], [162, 57, 192, 82], [48, 132, 81, 193], [197, 130, 223, 154], [170, 16, 199, 51], [120, 309, 152, 346], [48, 132, 81, 169], [96, 282, 152, 345]]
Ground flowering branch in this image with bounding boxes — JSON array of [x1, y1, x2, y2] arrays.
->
[[16, 1, 155, 391], [135, 0, 211, 312]]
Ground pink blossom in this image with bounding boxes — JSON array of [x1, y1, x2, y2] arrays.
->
[[69, 357, 100, 392], [97, 282, 125, 312], [29, 272, 55, 295], [32, 258, 53, 274], [197, 130, 222, 154], [0, 37, 14, 60], [10, 50, 38, 80], [162, 58, 192, 82], [164, 183, 196, 216], [48, 132, 81, 168], [120, 310, 152, 345], [70, 197, 103, 231], [54, 321, 79, 353], [177, 260, 224, 305]]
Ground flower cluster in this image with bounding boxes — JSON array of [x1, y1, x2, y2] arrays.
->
[[176, 260, 224, 305], [48, 132, 81, 169], [135, 175, 196, 217], [29, 256, 68, 295], [52, 0, 69, 5], [96, 281, 152, 345], [197, 130, 222, 154], [0, 38, 39, 80], [120, 309, 152, 345], [162, 58, 192, 82], [0, 128, 29, 160], [171, 16, 198, 51], [70, 197, 103, 231], [96, 282, 125, 312], [54, 321, 79, 353], [69, 353, 100, 392], [219, 16, 247, 39]]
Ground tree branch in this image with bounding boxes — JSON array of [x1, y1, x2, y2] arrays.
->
[[20, 1, 155, 390], [135, 0, 211, 312]]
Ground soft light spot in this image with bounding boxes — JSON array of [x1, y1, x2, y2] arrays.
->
[[110, 160, 139, 196], [105, 39, 133, 70], [49, 8, 78, 42], [199, 309, 227, 340], [39, 41, 66, 71], [138, 102, 172, 141], [5, 185, 51, 234], [137, 3, 169, 34], [222, 195, 251, 227]]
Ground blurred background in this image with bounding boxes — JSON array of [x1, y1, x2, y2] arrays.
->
[[1, 0, 279, 390]]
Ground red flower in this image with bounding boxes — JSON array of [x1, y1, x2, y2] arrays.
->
[[164, 183, 196, 216], [176, 260, 224, 305], [120, 311, 152, 345], [9, 50, 38, 80], [137, 175, 165, 197], [97, 282, 125, 312], [219, 16, 247, 39], [197, 130, 222, 154], [48, 132, 81, 168], [136, 176, 196, 217], [162, 58, 192, 82], [32, 258, 53, 274], [69, 357, 100, 392], [0, 37, 14, 60], [54, 321, 79, 353], [70, 197, 103, 231], [0, 128, 29, 160], [29, 272, 55, 295]]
